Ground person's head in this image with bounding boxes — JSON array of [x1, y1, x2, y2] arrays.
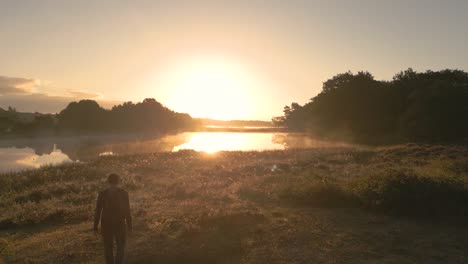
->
[[107, 173, 120, 186]]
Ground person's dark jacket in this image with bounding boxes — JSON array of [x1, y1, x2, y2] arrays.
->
[[94, 187, 132, 232]]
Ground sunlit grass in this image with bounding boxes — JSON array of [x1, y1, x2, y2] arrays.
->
[[1, 144, 467, 263]]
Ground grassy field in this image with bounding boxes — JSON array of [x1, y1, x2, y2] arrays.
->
[[1, 144, 467, 263]]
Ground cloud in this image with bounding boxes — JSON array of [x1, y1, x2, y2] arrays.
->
[[66, 90, 101, 99], [0, 75, 120, 113], [0, 76, 39, 95], [0, 93, 121, 113], [0, 93, 83, 113]]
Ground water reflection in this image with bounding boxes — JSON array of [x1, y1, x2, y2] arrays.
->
[[272, 133, 352, 149], [0, 134, 188, 173], [0, 145, 71, 173], [0, 132, 348, 173], [173, 132, 285, 153], [0, 134, 188, 162]]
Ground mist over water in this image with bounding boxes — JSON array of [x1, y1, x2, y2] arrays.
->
[[173, 132, 285, 153], [0, 131, 351, 173]]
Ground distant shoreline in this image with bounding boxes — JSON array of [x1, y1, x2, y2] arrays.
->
[[0, 126, 286, 141], [196, 126, 286, 133]]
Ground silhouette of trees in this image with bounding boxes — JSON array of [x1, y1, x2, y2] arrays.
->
[[393, 69, 468, 141], [106, 98, 194, 133], [57, 98, 196, 134], [0, 107, 56, 135], [0, 98, 197, 136], [58, 100, 106, 131], [275, 69, 468, 143]]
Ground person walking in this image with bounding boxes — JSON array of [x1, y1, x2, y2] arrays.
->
[[94, 173, 132, 264]]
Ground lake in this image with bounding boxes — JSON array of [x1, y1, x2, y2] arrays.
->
[[0, 131, 349, 173]]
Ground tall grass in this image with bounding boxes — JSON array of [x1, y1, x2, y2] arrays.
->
[[1, 144, 467, 263], [1, 145, 467, 229]]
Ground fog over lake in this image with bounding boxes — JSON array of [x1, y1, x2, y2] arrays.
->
[[0, 131, 351, 173]]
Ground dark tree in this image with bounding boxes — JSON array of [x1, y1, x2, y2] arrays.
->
[[276, 69, 468, 143], [58, 100, 107, 132]]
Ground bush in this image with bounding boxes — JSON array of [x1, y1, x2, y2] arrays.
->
[[352, 169, 468, 217], [278, 180, 359, 208]]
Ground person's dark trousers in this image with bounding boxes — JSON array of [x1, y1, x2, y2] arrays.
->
[[102, 223, 127, 264]]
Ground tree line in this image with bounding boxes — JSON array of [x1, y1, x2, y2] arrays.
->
[[273, 69, 468, 143], [0, 98, 197, 136]]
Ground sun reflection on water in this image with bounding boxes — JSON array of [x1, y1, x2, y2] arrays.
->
[[172, 132, 285, 153]]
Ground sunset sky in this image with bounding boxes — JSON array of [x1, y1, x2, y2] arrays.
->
[[1, 0, 467, 120]]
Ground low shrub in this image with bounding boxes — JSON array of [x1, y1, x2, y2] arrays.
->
[[278, 179, 359, 208], [352, 169, 468, 217]]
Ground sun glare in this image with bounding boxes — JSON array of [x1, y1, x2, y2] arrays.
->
[[159, 56, 260, 120], [172, 132, 285, 153]]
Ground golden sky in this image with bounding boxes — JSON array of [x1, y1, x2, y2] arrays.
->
[[1, 0, 467, 120]]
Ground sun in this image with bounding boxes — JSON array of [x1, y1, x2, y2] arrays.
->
[[158, 55, 259, 120]]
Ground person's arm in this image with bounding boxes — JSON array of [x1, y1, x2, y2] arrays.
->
[[124, 191, 132, 232], [94, 192, 103, 233]]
